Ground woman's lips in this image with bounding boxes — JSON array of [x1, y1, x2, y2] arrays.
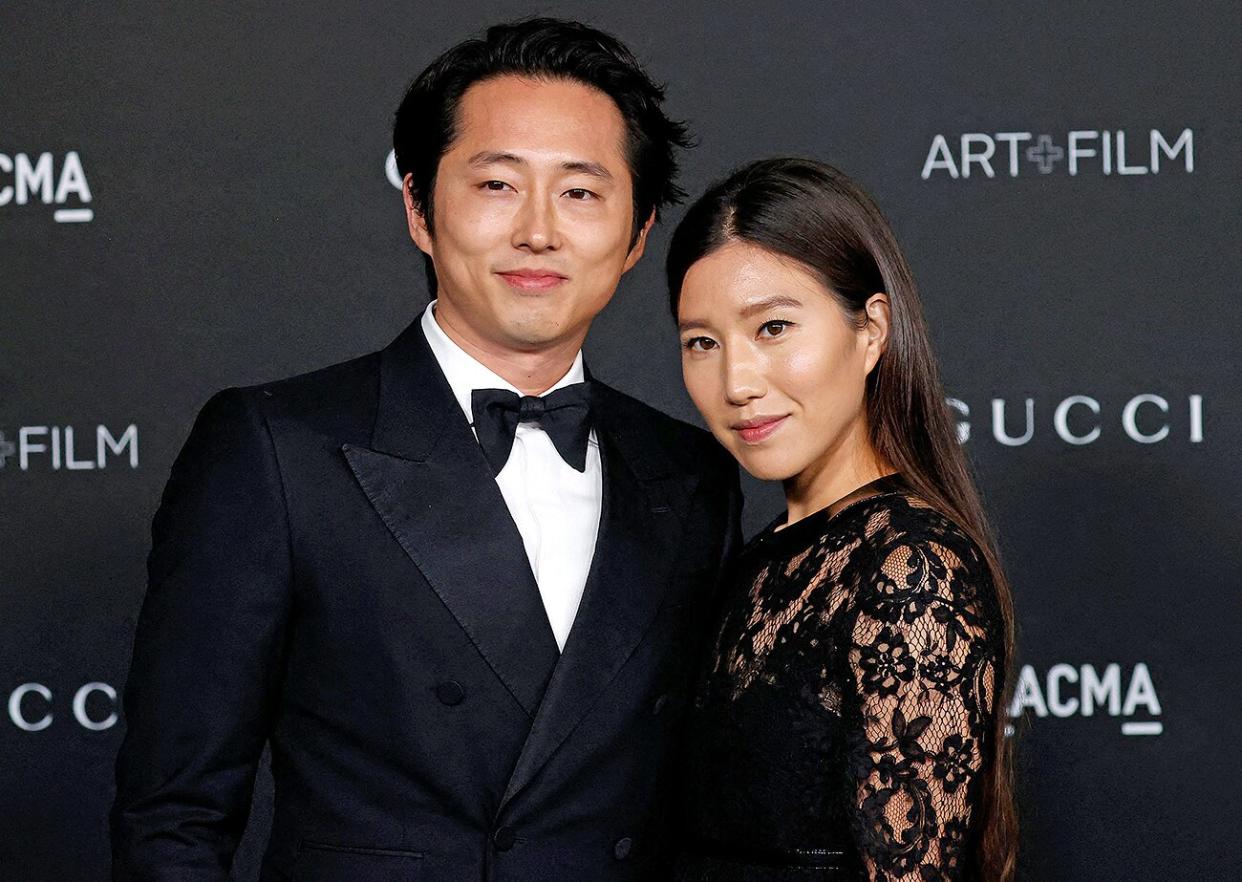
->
[[734, 416, 788, 444], [497, 271, 568, 291]]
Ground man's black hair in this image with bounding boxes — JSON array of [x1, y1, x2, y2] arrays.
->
[[393, 17, 692, 295]]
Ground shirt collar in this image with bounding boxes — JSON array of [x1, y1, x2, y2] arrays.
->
[[420, 299, 586, 423]]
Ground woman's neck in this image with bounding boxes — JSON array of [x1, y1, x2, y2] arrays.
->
[[783, 426, 893, 527]]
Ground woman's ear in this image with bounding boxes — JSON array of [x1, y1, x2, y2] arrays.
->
[[863, 292, 891, 375]]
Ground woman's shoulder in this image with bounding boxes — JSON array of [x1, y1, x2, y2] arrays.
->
[[848, 491, 999, 617], [857, 491, 986, 564], [742, 479, 988, 586]]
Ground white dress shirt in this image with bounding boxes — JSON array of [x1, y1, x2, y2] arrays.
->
[[421, 301, 602, 651]]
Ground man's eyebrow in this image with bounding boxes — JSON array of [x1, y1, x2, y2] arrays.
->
[[465, 152, 613, 181], [740, 294, 804, 317], [561, 160, 613, 181], [467, 151, 526, 168]]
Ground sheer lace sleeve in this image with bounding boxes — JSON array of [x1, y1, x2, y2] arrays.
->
[[846, 533, 1001, 881]]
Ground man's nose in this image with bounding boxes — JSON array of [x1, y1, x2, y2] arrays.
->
[[512, 190, 560, 252]]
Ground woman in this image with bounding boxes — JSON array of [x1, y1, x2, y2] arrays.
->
[[667, 158, 1017, 882]]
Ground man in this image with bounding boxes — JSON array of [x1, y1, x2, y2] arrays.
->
[[111, 18, 741, 882]]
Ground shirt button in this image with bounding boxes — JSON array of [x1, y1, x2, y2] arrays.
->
[[436, 680, 465, 706], [613, 836, 633, 860], [652, 693, 669, 716], [493, 826, 516, 851]]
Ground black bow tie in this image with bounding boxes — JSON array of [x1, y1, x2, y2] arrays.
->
[[470, 382, 593, 476]]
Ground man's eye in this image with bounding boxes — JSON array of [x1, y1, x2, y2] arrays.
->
[[683, 336, 718, 352], [760, 320, 791, 338], [482, 180, 511, 191], [564, 188, 597, 200]]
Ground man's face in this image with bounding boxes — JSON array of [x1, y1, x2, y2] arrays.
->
[[405, 75, 653, 355]]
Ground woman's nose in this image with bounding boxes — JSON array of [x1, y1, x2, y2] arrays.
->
[[723, 349, 766, 406]]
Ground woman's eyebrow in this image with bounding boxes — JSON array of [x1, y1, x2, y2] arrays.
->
[[739, 294, 803, 318]]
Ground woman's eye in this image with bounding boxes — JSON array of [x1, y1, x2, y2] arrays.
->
[[683, 336, 718, 352], [760, 320, 791, 338], [564, 188, 596, 201]]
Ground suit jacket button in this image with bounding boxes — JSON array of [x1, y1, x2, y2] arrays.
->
[[493, 826, 516, 851], [613, 836, 633, 860], [652, 693, 669, 716], [436, 680, 465, 706]]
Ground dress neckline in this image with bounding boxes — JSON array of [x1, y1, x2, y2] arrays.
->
[[747, 472, 908, 558]]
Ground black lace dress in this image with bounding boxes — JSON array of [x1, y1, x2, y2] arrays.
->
[[673, 474, 1004, 881]]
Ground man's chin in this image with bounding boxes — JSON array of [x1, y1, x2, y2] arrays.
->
[[499, 317, 578, 352], [503, 332, 572, 353]]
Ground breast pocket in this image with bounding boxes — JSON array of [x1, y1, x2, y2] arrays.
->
[[292, 840, 425, 882]]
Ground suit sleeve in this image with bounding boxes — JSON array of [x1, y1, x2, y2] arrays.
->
[[111, 387, 293, 881], [715, 446, 744, 583]]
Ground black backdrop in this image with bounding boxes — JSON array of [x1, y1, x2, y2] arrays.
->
[[3, 3, 1239, 880]]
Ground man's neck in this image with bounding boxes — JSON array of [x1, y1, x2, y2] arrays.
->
[[432, 302, 583, 396]]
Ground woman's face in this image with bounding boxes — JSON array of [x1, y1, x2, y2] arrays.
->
[[677, 240, 888, 483]]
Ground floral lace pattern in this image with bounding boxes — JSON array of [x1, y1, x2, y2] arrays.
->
[[676, 482, 1003, 882]]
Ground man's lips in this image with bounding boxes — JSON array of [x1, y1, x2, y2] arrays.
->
[[732, 415, 788, 444], [496, 269, 568, 291]]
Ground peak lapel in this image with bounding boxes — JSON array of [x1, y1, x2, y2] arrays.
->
[[342, 318, 559, 717], [500, 384, 700, 809]]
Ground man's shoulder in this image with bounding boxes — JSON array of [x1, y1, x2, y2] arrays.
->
[[250, 349, 381, 403], [591, 381, 729, 472], [206, 348, 384, 436]]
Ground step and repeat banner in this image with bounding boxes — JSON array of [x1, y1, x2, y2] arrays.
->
[[2, 3, 1238, 880]]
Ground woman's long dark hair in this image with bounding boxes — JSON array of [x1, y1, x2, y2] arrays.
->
[[667, 157, 1018, 882]]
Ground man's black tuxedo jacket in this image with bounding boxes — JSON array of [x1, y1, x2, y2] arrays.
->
[[111, 316, 742, 882]]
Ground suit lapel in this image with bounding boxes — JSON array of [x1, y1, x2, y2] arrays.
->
[[342, 317, 559, 717], [500, 384, 700, 809]]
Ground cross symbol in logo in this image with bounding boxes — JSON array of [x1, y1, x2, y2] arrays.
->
[[0, 431, 15, 469], [1025, 135, 1065, 174]]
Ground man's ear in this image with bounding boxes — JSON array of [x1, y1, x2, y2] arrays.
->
[[862, 292, 891, 376], [403, 173, 433, 255], [621, 210, 657, 273]]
